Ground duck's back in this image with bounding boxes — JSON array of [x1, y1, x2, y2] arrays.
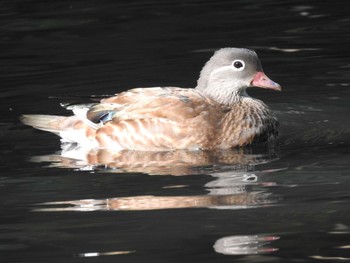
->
[[22, 87, 226, 151], [92, 87, 225, 150]]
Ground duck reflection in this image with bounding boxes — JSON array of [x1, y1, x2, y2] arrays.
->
[[213, 235, 279, 255], [33, 143, 280, 212], [33, 144, 278, 211], [37, 191, 276, 212], [32, 142, 278, 175]]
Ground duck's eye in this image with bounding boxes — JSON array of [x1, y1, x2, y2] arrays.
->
[[232, 60, 245, 71]]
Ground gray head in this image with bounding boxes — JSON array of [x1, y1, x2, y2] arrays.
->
[[195, 48, 281, 105]]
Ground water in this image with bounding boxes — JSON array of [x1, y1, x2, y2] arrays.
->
[[1, 0, 350, 262]]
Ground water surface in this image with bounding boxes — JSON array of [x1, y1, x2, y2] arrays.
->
[[1, 1, 350, 262]]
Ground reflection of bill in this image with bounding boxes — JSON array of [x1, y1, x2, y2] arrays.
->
[[213, 235, 279, 255]]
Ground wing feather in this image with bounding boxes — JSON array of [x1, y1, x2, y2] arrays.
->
[[92, 87, 222, 150], [22, 87, 226, 150]]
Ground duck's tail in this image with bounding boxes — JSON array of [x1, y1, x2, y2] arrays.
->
[[21, 115, 70, 134], [21, 114, 98, 146]]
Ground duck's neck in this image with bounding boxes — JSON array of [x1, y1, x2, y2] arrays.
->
[[196, 83, 250, 106], [195, 73, 251, 105]]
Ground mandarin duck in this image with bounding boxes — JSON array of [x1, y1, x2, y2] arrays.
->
[[22, 48, 281, 151]]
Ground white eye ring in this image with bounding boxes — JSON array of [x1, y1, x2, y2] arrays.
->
[[232, 60, 245, 71]]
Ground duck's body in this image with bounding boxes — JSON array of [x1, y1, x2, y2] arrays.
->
[[22, 48, 281, 151]]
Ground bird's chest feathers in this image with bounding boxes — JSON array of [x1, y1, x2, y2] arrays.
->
[[216, 99, 270, 147]]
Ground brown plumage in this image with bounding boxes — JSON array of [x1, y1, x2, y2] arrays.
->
[[21, 48, 281, 151]]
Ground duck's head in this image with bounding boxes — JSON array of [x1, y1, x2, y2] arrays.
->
[[196, 48, 281, 105]]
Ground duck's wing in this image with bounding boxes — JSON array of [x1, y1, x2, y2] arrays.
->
[[22, 87, 225, 150], [86, 87, 218, 123], [90, 87, 224, 150]]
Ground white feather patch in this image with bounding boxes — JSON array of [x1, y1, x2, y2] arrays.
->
[[71, 106, 102, 130]]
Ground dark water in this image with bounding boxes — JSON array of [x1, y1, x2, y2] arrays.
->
[[1, 0, 350, 262]]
